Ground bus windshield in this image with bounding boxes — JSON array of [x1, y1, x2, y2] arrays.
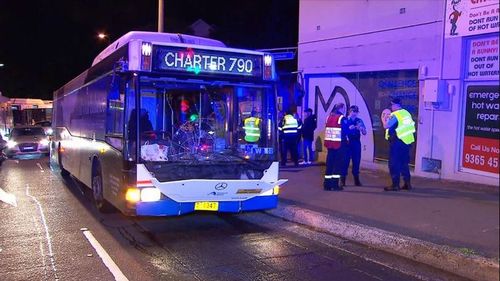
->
[[126, 76, 278, 165]]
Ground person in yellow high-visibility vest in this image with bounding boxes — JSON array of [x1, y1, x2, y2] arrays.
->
[[383, 98, 416, 191], [243, 111, 261, 143], [279, 111, 302, 167]]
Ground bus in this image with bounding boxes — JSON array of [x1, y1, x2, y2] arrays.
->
[[50, 31, 286, 216], [1, 98, 52, 137]]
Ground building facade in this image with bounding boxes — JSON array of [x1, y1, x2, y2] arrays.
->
[[298, 0, 499, 185]]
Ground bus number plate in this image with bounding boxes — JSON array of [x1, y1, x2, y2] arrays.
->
[[194, 201, 219, 211]]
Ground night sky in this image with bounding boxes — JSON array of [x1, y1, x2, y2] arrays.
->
[[0, 0, 298, 100]]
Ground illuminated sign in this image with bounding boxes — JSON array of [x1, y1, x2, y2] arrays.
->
[[153, 46, 263, 78]]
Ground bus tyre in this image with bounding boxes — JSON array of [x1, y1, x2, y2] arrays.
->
[[92, 162, 114, 213], [58, 144, 69, 176]]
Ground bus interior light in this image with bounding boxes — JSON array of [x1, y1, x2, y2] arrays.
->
[[141, 187, 161, 202], [125, 188, 141, 203]]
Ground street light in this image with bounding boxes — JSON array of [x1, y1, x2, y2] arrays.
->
[[0, 63, 4, 67], [97, 33, 110, 45]]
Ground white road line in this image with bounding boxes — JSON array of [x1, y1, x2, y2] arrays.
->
[[26, 184, 58, 279], [36, 162, 45, 172], [39, 239, 48, 278], [82, 229, 129, 281], [31, 213, 49, 279]]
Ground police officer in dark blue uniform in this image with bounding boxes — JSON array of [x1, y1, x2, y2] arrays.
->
[[341, 105, 367, 186]]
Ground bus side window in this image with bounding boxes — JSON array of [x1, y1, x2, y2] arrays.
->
[[106, 75, 124, 151]]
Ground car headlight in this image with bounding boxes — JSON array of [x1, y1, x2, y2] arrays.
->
[[7, 140, 17, 148], [39, 138, 50, 146]]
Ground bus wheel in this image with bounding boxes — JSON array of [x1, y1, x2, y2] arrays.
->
[[91, 162, 114, 213], [58, 144, 69, 176]]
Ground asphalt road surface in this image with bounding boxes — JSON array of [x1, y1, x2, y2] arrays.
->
[[0, 157, 466, 281]]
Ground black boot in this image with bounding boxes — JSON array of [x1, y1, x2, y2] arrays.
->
[[340, 176, 346, 188], [401, 181, 412, 190], [354, 175, 362, 186], [323, 178, 333, 190], [332, 179, 343, 191], [324, 178, 343, 191], [384, 185, 399, 191], [384, 179, 399, 191]]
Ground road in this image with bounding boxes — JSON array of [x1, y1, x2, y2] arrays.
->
[[0, 157, 465, 281]]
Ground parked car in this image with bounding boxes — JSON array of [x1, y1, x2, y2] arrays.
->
[[34, 120, 53, 135], [4, 126, 50, 158]]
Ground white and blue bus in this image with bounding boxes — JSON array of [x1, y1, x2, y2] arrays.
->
[[50, 31, 286, 216]]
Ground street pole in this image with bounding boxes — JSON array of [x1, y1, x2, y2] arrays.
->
[[158, 0, 164, 33]]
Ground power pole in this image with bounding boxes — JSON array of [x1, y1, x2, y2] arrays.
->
[[158, 0, 164, 32]]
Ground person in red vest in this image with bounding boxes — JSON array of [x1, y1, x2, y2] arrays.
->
[[323, 103, 349, 191]]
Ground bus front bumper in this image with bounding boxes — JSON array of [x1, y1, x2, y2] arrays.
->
[[134, 195, 278, 216]]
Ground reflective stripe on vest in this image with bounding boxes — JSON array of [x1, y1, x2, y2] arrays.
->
[[282, 115, 299, 134], [243, 117, 261, 142], [385, 109, 415, 144], [324, 127, 341, 141], [324, 174, 341, 179]]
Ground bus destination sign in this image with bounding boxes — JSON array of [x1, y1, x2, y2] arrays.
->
[[153, 46, 263, 78]]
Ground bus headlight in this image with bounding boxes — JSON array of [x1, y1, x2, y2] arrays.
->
[[7, 140, 17, 148], [126, 187, 161, 203], [141, 187, 161, 202]]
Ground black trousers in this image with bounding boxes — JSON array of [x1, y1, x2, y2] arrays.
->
[[281, 136, 299, 165], [324, 146, 346, 189], [388, 139, 411, 187]]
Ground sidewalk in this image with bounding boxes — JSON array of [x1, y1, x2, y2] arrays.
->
[[270, 163, 499, 281]]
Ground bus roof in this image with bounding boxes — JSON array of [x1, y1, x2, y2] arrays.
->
[[92, 31, 226, 66]]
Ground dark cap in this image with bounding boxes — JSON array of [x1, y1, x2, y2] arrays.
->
[[349, 105, 359, 112], [305, 108, 313, 113], [391, 98, 402, 106]]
